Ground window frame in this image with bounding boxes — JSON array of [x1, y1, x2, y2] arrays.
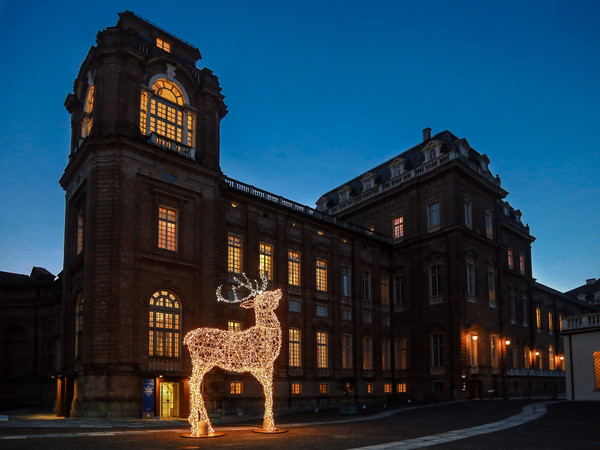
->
[[148, 290, 181, 358]]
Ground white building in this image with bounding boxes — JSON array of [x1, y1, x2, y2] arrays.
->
[[562, 313, 600, 400]]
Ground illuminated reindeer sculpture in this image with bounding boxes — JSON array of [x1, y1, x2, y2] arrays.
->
[[184, 274, 282, 436]]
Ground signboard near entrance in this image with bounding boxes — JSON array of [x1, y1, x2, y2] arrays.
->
[[142, 378, 155, 419]]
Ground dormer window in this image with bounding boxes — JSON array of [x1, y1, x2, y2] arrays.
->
[[156, 37, 171, 53], [338, 187, 351, 202], [428, 148, 437, 160], [81, 84, 94, 138], [139, 78, 195, 151], [362, 174, 376, 192], [316, 197, 328, 212], [390, 158, 406, 178], [422, 140, 442, 162]]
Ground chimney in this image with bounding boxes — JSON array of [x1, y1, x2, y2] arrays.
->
[[586, 278, 597, 285], [423, 127, 432, 141]]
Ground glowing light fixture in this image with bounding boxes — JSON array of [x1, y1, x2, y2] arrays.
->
[[184, 274, 282, 437], [472, 334, 478, 341], [505, 339, 511, 346]]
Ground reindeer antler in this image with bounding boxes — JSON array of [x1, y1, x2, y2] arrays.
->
[[216, 273, 269, 303]]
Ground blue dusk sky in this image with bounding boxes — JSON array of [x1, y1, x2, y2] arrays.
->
[[0, 0, 598, 292]]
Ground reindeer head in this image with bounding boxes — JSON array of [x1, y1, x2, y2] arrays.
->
[[217, 274, 281, 311]]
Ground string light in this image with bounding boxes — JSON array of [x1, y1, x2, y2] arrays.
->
[[184, 274, 282, 436]]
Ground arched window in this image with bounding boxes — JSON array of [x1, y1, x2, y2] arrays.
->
[[149, 290, 181, 358], [81, 85, 94, 138], [75, 294, 84, 359], [139, 78, 195, 149]]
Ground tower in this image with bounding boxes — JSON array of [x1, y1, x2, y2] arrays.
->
[[58, 11, 227, 417]]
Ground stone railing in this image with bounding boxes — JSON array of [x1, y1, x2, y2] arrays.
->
[[506, 368, 565, 378], [149, 133, 195, 159], [224, 177, 392, 244], [329, 150, 500, 215], [562, 313, 600, 332]]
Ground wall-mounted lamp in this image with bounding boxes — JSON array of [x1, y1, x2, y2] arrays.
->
[[505, 339, 511, 346], [560, 356, 564, 361], [472, 334, 478, 341], [535, 351, 540, 356]]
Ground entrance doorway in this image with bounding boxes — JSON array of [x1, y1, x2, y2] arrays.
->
[[160, 381, 180, 418]]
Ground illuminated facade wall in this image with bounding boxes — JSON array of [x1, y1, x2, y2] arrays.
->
[[55, 11, 595, 419]]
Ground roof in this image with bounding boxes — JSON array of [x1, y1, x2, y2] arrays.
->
[[0, 267, 55, 288]]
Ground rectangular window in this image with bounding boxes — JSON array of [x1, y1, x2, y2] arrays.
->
[[519, 253, 526, 274], [316, 304, 327, 317], [393, 275, 404, 309], [549, 346, 556, 370], [382, 315, 390, 327], [428, 202, 440, 231], [594, 352, 600, 389], [76, 211, 84, 255], [342, 334, 353, 369], [393, 216, 404, 239], [362, 312, 372, 323], [464, 201, 472, 228], [363, 337, 373, 370], [367, 383, 373, 394], [259, 243, 273, 280], [362, 272, 371, 302], [158, 206, 177, 251], [488, 269, 496, 307], [468, 334, 478, 367], [395, 338, 407, 370], [228, 234, 242, 273], [230, 382, 243, 395], [429, 265, 442, 303], [485, 211, 493, 238], [384, 383, 392, 394], [510, 290, 517, 324], [341, 265, 351, 297], [156, 37, 171, 52], [524, 346, 531, 369], [397, 383, 406, 393], [548, 312, 554, 333], [289, 328, 301, 367], [291, 383, 301, 395], [380, 275, 389, 305], [432, 333, 444, 367], [341, 307, 352, 321], [319, 384, 328, 394], [536, 306, 542, 331], [466, 261, 476, 300], [317, 331, 328, 369], [288, 251, 301, 286], [508, 249, 514, 269], [382, 338, 391, 371], [491, 336, 499, 369], [522, 296, 528, 327], [227, 321, 242, 332], [316, 259, 327, 292], [289, 299, 301, 313]]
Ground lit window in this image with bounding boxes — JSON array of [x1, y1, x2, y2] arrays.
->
[[291, 383, 301, 395], [432, 333, 444, 367], [536, 306, 542, 331], [140, 79, 195, 148], [158, 206, 177, 251], [395, 338, 407, 370], [316, 331, 328, 368], [228, 321, 242, 332], [594, 353, 600, 389], [363, 337, 373, 370], [341, 265, 351, 297], [342, 334, 353, 369], [467, 334, 478, 367], [428, 202, 440, 232], [288, 251, 301, 286], [289, 328, 301, 367], [507, 249, 514, 269], [429, 265, 442, 303], [382, 339, 391, 371], [549, 345, 556, 370], [384, 383, 392, 393], [228, 235, 242, 273], [464, 201, 472, 228], [230, 382, 243, 395], [524, 346, 531, 369], [149, 290, 180, 357], [316, 304, 327, 317], [548, 312, 554, 334], [397, 383, 406, 393], [81, 84, 94, 138], [316, 259, 327, 292], [156, 37, 171, 52], [362, 272, 371, 302], [380, 276, 389, 305], [367, 384, 373, 394], [259, 243, 273, 280], [75, 294, 84, 359], [485, 211, 493, 238], [393, 216, 404, 239], [76, 211, 84, 255], [319, 384, 328, 394], [519, 253, 526, 274]]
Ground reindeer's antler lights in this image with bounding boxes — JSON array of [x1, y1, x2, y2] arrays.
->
[[184, 274, 284, 437]]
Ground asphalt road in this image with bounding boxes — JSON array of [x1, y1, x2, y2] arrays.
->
[[1, 400, 598, 449]]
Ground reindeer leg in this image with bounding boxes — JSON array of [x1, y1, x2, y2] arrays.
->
[[253, 365, 275, 431], [188, 366, 214, 436]]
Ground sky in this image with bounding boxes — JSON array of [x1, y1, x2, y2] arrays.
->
[[0, 0, 598, 292]]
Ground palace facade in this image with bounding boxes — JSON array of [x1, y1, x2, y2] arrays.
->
[[3, 12, 594, 419]]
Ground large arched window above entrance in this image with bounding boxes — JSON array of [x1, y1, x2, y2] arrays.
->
[[81, 84, 94, 139], [139, 78, 195, 151], [149, 290, 181, 358]]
